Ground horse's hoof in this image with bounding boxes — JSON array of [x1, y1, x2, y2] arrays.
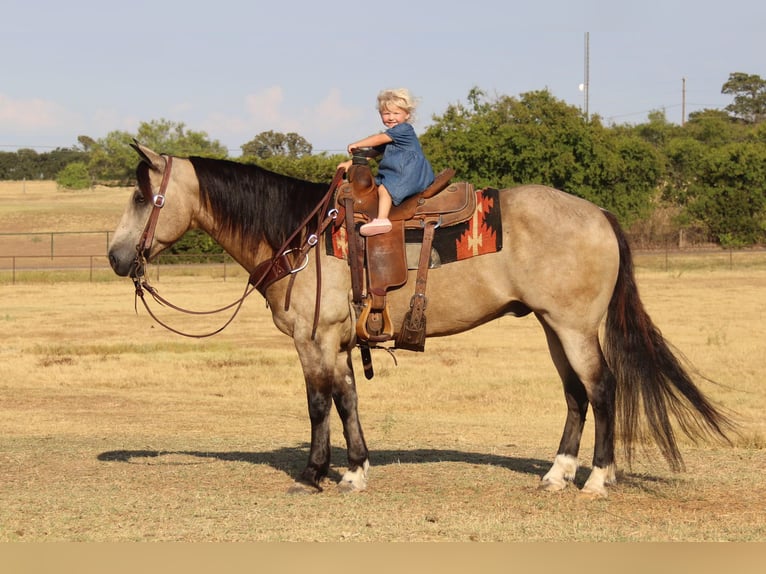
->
[[287, 481, 321, 495], [579, 486, 608, 499], [539, 478, 568, 492], [579, 465, 614, 498], [337, 461, 370, 493], [337, 480, 360, 493]]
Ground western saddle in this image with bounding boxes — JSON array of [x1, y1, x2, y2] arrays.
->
[[335, 149, 475, 354]]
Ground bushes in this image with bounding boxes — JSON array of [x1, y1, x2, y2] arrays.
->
[[55, 162, 91, 190]]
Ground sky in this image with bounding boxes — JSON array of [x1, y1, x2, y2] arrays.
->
[[1, 0, 764, 157]]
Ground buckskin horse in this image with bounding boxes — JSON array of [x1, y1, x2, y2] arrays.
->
[[108, 142, 733, 497]]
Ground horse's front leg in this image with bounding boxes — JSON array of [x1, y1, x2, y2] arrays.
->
[[290, 337, 368, 493], [290, 373, 334, 493], [332, 351, 369, 492]]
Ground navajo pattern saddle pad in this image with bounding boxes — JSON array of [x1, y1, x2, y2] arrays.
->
[[325, 188, 502, 266]]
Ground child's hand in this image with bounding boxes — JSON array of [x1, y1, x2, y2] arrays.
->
[[337, 159, 353, 172]]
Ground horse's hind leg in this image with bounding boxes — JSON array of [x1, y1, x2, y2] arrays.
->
[[538, 319, 588, 491], [538, 317, 616, 497]]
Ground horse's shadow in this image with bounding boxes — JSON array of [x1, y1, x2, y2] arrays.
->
[[97, 445, 555, 484], [98, 445, 675, 490]]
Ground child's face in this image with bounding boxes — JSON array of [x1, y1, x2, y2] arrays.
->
[[379, 104, 410, 129]]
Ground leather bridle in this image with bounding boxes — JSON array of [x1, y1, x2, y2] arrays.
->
[[129, 157, 344, 339], [134, 155, 173, 267]]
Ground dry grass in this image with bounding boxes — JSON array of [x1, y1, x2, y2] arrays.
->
[[1, 271, 765, 542], [0, 180, 128, 233], [1, 181, 765, 542]]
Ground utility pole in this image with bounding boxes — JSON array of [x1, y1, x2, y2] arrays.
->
[[681, 77, 686, 126], [583, 32, 590, 121]]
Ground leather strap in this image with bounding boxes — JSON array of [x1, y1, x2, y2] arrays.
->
[[402, 218, 437, 339], [136, 156, 173, 257]]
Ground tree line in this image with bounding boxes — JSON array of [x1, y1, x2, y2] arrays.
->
[[2, 72, 765, 247]]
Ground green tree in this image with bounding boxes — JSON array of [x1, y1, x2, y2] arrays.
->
[[83, 119, 228, 185], [628, 109, 681, 147], [421, 88, 661, 223], [722, 72, 766, 124], [241, 130, 313, 159], [685, 142, 766, 244], [56, 162, 91, 190], [7, 148, 44, 179], [683, 108, 743, 145], [0, 147, 88, 180], [252, 153, 346, 183], [133, 119, 228, 157], [85, 130, 139, 185]]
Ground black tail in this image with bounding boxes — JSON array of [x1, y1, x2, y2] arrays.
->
[[601, 211, 734, 471]]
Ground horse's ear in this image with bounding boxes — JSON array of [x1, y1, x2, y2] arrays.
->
[[130, 139, 166, 172]]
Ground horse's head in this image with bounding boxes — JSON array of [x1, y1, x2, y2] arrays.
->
[[108, 141, 200, 277]]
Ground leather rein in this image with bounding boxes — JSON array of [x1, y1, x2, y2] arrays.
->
[[131, 156, 344, 339]]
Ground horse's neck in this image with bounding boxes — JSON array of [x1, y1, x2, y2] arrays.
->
[[213, 229, 273, 275]]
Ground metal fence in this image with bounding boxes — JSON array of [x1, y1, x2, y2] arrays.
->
[[0, 231, 245, 284], [0, 253, 247, 284], [0, 230, 111, 259], [1, 231, 765, 284]]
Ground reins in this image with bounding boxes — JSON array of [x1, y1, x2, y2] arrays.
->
[[130, 158, 344, 339]]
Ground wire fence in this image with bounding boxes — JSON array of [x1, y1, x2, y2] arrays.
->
[[1, 231, 765, 284], [0, 253, 249, 285]]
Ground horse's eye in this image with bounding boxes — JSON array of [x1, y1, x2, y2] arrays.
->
[[133, 191, 146, 205]]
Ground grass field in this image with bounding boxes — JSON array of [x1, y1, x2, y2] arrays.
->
[[0, 181, 765, 542]]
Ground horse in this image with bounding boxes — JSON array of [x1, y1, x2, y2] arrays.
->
[[108, 142, 733, 497]]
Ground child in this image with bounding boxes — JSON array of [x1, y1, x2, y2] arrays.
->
[[338, 88, 434, 236]]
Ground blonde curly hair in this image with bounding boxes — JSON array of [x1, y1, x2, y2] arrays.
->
[[377, 88, 419, 122]]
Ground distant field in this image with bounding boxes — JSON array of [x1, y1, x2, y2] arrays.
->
[[2, 179, 765, 275], [0, 180, 130, 234]]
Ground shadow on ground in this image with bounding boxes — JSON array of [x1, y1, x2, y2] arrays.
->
[[98, 444, 553, 483]]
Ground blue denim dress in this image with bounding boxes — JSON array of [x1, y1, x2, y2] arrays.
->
[[373, 123, 434, 205]]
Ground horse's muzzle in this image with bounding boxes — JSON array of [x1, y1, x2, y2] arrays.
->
[[108, 249, 144, 278]]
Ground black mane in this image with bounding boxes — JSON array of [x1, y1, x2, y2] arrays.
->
[[188, 156, 331, 252]]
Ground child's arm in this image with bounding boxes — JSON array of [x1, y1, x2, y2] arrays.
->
[[347, 132, 392, 154]]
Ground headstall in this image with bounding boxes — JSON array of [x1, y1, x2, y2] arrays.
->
[[129, 157, 343, 339]]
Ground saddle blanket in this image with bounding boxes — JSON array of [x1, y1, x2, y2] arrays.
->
[[325, 188, 502, 268]]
